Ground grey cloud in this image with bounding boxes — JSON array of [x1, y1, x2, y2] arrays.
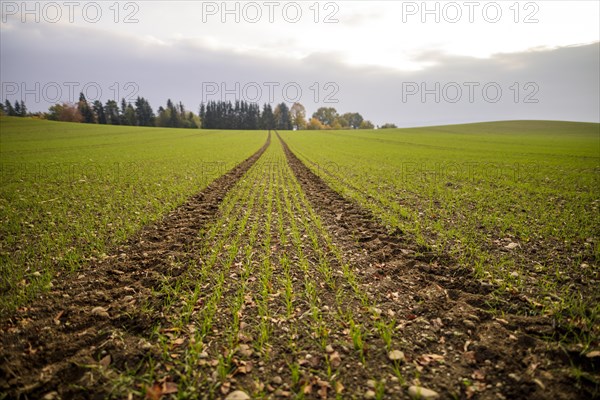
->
[[1, 21, 598, 127]]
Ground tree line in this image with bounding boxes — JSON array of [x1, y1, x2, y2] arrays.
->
[[2, 100, 27, 117], [200, 101, 294, 130], [1, 96, 399, 130], [49, 93, 201, 128]]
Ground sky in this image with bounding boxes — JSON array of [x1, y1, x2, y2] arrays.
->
[[1, 0, 599, 126]]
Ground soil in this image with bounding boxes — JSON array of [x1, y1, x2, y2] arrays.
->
[[0, 131, 596, 399]]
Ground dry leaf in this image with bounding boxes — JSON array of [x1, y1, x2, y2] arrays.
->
[[91, 306, 109, 318], [388, 350, 405, 362], [463, 351, 477, 364], [53, 311, 64, 325], [220, 381, 231, 395], [99, 354, 111, 368], [463, 340, 472, 352], [237, 344, 253, 357], [238, 332, 252, 343], [161, 382, 177, 395], [303, 384, 313, 394], [472, 369, 485, 380], [317, 380, 329, 399], [424, 354, 444, 361], [145, 381, 177, 400], [236, 360, 253, 374], [329, 351, 342, 368], [145, 384, 162, 400]]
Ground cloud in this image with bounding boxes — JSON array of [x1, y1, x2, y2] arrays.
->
[[1, 20, 598, 126], [341, 9, 383, 26]]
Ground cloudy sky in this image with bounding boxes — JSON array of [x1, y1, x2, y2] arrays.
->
[[1, 0, 599, 126]]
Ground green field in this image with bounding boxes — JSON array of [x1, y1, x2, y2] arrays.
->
[[0, 117, 267, 312], [1, 117, 598, 398], [281, 121, 600, 345], [124, 136, 406, 397]]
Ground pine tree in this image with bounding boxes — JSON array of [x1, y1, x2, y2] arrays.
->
[[199, 103, 206, 128], [261, 103, 275, 130], [19, 100, 27, 117], [274, 102, 292, 130], [124, 104, 136, 126], [93, 100, 107, 124], [4, 100, 14, 116], [134, 97, 155, 126], [105, 100, 120, 125], [78, 93, 95, 123], [120, 98, 128, 125]]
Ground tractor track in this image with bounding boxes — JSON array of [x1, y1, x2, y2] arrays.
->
[[0, 134, 271, 399], [276, 130, 588, 400]]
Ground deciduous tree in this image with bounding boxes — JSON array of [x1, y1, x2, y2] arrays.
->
[[290, 102, 307, 130], [312, 107, 338, 127], [341, 112, 363, 129], [307, 117, 325, 130], [359, 120, 375, 129]]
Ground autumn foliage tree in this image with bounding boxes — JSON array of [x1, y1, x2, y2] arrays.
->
[[306, 117, 325, 130], [47, 103, 83, 122]]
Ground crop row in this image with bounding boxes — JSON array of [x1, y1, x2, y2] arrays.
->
[[118, 137, 410, 398]]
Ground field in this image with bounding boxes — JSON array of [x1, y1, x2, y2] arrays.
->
[[0, 118, 266, 311], [281, 122, 600, 347], [0, 117, 598, 399]]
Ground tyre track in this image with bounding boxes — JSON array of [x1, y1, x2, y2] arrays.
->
[[277, 131, 586, 400], [0, 133, 271, 399]]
